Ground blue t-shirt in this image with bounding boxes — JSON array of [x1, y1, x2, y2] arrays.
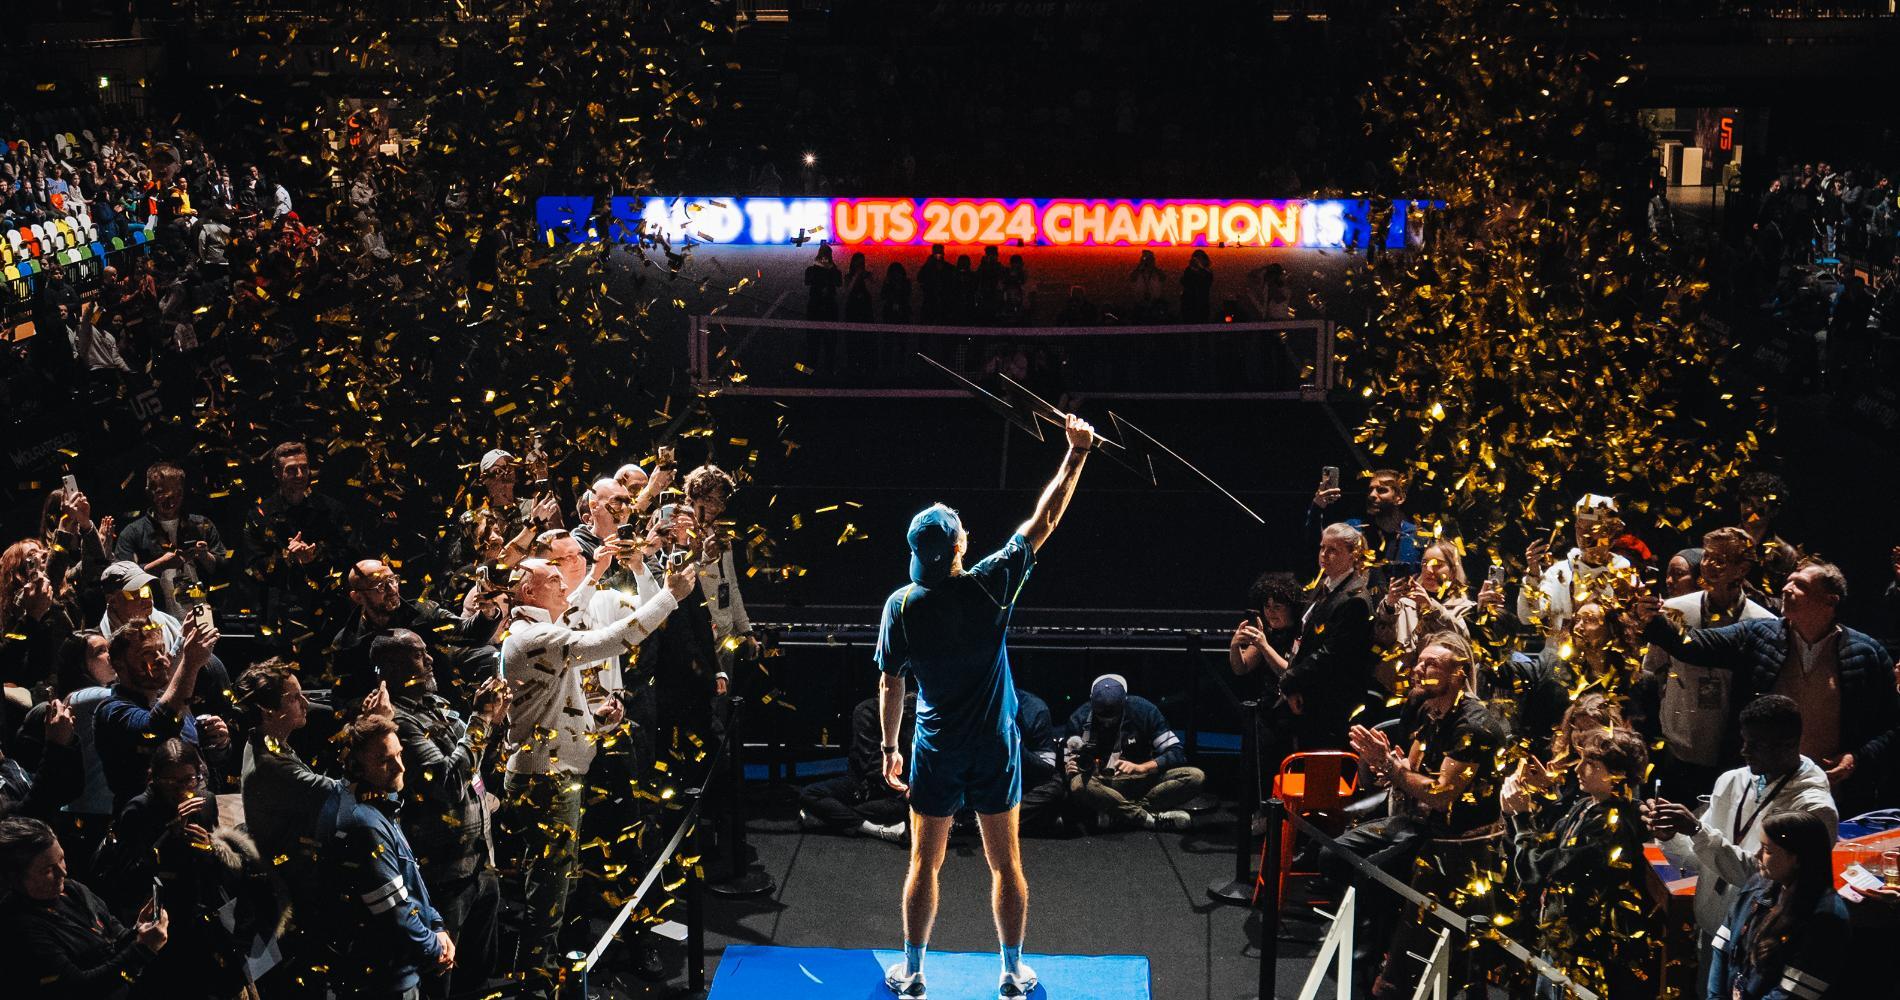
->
[[876, 533, 1035, 755]]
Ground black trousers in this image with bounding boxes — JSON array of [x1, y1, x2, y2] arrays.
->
[[798, 774, 907, 829], [421, 865, 500, 1000]]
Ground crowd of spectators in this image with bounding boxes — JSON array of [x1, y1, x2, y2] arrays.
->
[[1, 112, 341, 422], [1222, 467, 1900, 998], [0, 437, 772, 998]]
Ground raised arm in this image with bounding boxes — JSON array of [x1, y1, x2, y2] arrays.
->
[[1016, 414, 1095, 552]]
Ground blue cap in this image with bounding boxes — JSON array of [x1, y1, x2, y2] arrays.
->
[[907, 505, 962, 586], [1090, 674, 1128, 717]]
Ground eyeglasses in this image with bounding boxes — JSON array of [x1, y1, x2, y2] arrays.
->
[[353, 576, 399, 593]]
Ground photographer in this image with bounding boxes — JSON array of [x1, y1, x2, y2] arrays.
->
[[1062, 675, 1203, 831]]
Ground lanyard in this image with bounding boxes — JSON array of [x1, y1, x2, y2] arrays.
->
[[1732, 770, 1796, 843]]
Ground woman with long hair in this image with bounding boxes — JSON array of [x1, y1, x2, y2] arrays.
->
[[1707, 809, 1847, 1000], [0, 536, 89, 711], [1373, 540, 1478, 694]]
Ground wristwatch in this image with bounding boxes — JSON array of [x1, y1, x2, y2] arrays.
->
[[881, 744, 899, 754]]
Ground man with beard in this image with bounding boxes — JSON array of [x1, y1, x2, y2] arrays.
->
[[1307, 468, 1422, 581], [329, 559, 501, 711]]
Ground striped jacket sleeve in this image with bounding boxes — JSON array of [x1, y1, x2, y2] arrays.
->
[[341, 814, 443, 964]]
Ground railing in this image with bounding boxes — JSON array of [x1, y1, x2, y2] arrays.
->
[[687, 315, 1338, 401]]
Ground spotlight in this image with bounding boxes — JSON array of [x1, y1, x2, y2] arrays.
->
[[802, 152, 817, 167]]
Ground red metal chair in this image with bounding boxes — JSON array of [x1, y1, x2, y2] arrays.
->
[[1254, 750, 1358, 906]]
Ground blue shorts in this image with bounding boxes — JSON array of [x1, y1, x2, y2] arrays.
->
[[907, 731, 1022, 818]]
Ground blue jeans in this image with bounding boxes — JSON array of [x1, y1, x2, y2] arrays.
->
[[504, 770, 583, 997]]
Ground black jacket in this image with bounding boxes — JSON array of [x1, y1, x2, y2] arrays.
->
[[1278, 571, 1375, 741], [0, 879, 153, 1000], [327, 598, 500, 709]]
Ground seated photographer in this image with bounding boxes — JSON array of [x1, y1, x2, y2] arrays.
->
[[1015, 686, 1066, 836], [798, 692, 915, 843], [1062, 675, 1203, 832], [1338, 633, 1506, 1000]]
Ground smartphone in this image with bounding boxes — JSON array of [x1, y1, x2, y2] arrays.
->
[[185, 602, 215, 634], [1320, 466, 1340, 491], [666, 548, 691, 569], [151, 876, 163, 910], [616, 522, 638, 542], [655, 503, 679, 533], [62, 473, 79, 496], [1487, 563, 1509, 587]]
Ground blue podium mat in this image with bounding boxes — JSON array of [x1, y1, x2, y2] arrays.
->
[[707, 945, 1151, 1000]]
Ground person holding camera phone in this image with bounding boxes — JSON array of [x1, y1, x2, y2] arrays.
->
[[112, 462, 226, 621], [501, 555, 694, 999], [1307, 466, 1423, 584]]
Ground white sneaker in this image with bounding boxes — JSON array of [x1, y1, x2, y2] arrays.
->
[[999, 962, 1039, 999], [885, 960, 927, 999], [863, 820, 909, 844], [798, 809, 826, 830], [1149, 809, 1192, 831]]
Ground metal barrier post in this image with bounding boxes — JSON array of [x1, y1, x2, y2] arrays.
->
[[686, 810, 708, 994], [1257, 796, 1286, 1000], [708, 696, 776, 898], [1208, 699, 1262, 904]]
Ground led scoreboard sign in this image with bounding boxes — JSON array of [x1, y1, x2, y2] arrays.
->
[[537, 196, 1432, 250]]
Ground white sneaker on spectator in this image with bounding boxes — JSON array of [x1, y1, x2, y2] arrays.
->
[[999, 962, 1039, 999], [885, 960, 927, 998], [1143, 809, 1191, 831], [862, 820, 908, 844], [1140, 809, 1185, 836], [798, 809, 825, 830]]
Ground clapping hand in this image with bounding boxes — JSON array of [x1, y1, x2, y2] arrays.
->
[[285, 532, 317, 566]]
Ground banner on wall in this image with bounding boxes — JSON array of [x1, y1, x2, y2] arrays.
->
[[536, 196, 1436, 250]]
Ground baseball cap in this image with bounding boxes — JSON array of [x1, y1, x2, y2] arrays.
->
[[907, 505, 963, 586], [1090, 674, 1128, 718], [101, 560, 158, 593], [1574, 493, 1619, 525], [479, 449, 516, 475]]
